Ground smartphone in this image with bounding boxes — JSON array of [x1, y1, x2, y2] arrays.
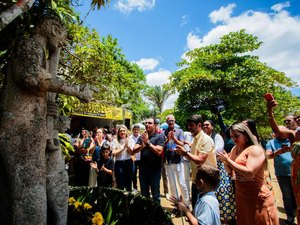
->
[[264, 93, 274, 101]]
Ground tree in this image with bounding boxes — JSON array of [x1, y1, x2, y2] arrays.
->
[[146, 85, 172, 115], [0, 0, 149, 123], [0, 0, 110, 31], [170, 30, 300, 137]]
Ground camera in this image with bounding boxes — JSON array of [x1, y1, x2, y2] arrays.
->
[[209, 99, 226, 114]]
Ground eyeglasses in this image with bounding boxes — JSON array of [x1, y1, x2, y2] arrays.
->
[[145, 122, 153, 125], [167, 120, 175, 123], [284, 119, 292, 123]]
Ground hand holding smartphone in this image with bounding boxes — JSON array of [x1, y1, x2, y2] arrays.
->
[[264, 93, 274, 101]]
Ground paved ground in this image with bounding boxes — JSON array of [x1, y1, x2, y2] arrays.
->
[[160, 160, 293, 225]]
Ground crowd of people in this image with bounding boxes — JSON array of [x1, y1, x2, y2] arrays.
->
[[67, 96, 300, 225]]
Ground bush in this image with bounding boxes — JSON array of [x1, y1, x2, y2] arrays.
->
[[68, 186, 173, 225]]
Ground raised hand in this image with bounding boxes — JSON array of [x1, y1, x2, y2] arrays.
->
[[141, 131, 149, 144], [217, 150, 229, 164], [168, 130, 175, 140]]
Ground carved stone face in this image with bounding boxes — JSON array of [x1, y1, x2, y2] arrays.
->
[[49, 25, 67, 50]]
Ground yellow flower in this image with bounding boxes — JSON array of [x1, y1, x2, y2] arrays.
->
[[92, 212, 104, 225], [68, 197, 76, 205], [74, 201, 82, 211], [83, 203, 92, 210]]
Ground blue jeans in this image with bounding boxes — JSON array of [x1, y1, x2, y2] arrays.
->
[[115, 159, 133, 191], [132, 160, 140, 190], [139, 168, 161, 204], [277, 176, 296, 222]]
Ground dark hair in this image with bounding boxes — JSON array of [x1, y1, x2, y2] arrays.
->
[[186, 114, 203, 125], [196, 165, 220, 189], [132, 125, 140, 129], [244, 119, 260, 143], [147, 117, 158, 125], [204, 120, 215, 128]]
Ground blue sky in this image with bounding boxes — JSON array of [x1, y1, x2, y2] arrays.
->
[[76, 0, 300, 108]]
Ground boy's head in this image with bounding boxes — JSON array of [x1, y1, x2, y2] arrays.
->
[[101, 141, 111, 158], [195, 165, 220, 191]]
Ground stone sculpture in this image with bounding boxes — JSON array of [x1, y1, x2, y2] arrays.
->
[[0, 17, 95, 225]]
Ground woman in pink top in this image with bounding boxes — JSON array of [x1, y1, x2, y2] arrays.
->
[[217, 123, 279, 225]]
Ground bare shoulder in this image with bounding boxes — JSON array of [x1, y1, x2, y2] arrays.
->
[[247, 145, 265, 157]]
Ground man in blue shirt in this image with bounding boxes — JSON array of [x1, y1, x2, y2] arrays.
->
[[266, 132, 296, 225], [164, 115, 190, 208]]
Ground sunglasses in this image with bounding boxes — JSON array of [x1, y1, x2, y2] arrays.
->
[[167, 120, 175, 123], [284, 119, 292, 123]]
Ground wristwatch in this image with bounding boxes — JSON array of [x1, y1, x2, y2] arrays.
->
[[146, 140, 151, 146]]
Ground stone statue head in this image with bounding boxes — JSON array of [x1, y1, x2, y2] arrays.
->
[[58, 116, 71, 133], [34, 18, 67, 51]]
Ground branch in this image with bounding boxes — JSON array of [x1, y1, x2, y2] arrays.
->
[[0, 0, 35, 31]]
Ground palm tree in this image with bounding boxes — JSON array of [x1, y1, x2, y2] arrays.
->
[[146, 85, 172, 114]]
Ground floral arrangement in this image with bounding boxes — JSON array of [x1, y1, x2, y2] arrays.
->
[[68, 195, 117, 225], [67, 186, 173, 225]]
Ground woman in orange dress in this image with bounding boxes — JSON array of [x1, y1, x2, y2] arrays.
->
[[217, 123, 279, 225], [267, 98, 300, 224]]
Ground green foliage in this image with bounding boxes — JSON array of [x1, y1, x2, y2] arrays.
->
[[68, 195, 118, 225], [59, 133, 74, 162], [146, 85, 172, 114], [170, 30, 300, 137], [68, 186, 173, 225], [0, 0, 149, 121], [60, 22, 148, 119], [159, 108, 175, 123]]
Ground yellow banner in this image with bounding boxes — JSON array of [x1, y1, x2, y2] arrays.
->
[[124, 110, 132, 119], [71, 102, 129, 121]]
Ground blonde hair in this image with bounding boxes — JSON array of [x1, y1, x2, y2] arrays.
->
[[230, 123, 268, 169], [117, 125, 128, 142], [230, 123, 258, 146]]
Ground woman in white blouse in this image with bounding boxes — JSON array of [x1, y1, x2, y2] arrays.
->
[[112, 125, 135, 191]]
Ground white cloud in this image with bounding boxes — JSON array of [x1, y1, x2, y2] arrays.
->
[[114, 0, 155, 14], [184, 2, 300, 84], [133, 58, 159, 71], [186, 32, 202, 50], [181, 15, 189, 27], [209, 3, 236, 24], [271, 1, 290, 12], [146, 69, 171, 86], [164, 92, 179, 110]]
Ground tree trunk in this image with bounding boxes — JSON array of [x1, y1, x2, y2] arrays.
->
[[0, 0, 35, 31]]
